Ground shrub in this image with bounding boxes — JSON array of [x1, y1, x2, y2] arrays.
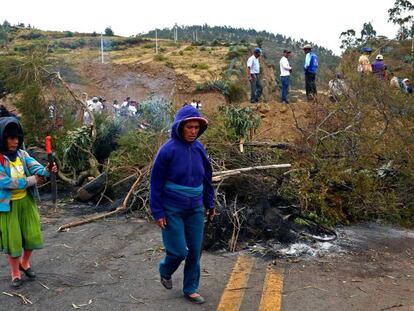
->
[[153, 54, 167, 62], [279, 53, 414, 225], [196, 79, 229, 98], [219, 105, 260, 139], [143, 43, 155, 49], [227, 82, 247, 103], [178, 50, 184, 56], [138, 95, 173, 131], [191, 63, 209, 70], [184, 45, 194, 51], [21, 31, 45, 40], [104, 26, 114, 36], [165, 61, 174, 68]]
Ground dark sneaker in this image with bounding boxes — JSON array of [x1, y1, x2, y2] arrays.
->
[[185, 293, 205, 304], [160, 276, 172, 289], [19, 265, 36, 278], [11, 278, 23, 288]]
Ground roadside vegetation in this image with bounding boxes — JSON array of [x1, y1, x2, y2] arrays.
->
[[0, 1, 413, 250]]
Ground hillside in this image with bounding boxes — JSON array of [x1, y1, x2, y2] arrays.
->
[[144, 25, 341, 88]]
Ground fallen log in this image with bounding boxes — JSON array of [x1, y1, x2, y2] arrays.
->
[[58, 167, 149, 232], [213, 164, 292, 176], [244, 141, 294, 149], [212, 164, 292, 182], [212, 171, 241, 182], [76, 172, 107, 201]]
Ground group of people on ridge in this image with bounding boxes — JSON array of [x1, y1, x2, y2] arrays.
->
[[359, 46, 412, 94], [247, 44, 318, 104]]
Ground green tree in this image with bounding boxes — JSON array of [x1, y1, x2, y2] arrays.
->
[[388, 0, 414, 67], [360, 22, 377, 42], [255, 37, 264, 48], [104, 26, 114, 36], [340, 29, 360, 50]]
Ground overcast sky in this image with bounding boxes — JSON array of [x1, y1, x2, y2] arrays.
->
[[1, 0, 399, 55]]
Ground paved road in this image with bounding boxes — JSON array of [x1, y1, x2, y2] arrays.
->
[[0, 207, 413, 310]]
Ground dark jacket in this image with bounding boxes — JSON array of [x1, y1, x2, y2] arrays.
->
[[149, 105, 214, 220]]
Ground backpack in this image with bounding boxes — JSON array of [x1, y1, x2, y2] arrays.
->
[[308, 53, 318, 73]]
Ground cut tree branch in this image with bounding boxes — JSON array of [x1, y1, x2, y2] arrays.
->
[[57, 167, 149, 231]]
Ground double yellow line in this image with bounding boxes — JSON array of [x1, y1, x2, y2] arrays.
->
[[217, 255, 284, 311]]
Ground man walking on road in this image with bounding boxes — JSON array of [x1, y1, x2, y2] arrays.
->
[[280, 49, 292, 104], [303, 44, 318, 101], [247, 48, 262, 103]]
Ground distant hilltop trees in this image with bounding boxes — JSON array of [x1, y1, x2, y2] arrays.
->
[[143, 24, 339, 88]]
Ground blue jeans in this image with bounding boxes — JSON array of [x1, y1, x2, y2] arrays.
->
[[159, 205, 204, 295], [281, 76, 290, 102]]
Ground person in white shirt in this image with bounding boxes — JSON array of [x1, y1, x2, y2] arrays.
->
[[280, 49, 292, 104], [247, 48, 262, 103], [128, 102, 138, 116]]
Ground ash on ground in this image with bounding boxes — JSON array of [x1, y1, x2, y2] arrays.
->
[[246, 223, 414, 259]]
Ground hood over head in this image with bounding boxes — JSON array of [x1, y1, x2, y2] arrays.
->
[[0, 117, 24, 154], [171, 105, 208, 141]]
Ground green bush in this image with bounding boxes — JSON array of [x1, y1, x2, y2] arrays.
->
[[20, 31, 45, 40], [279, 54, 414, 225], [143, 43, 155, 49], [218, 105, 260, 139], [227, 82, 247, 103], [196, 79, 229, 98], [109, 131, 168, 181], [191, 63, 209, 70], [153, 54, 167, 62], [184, 45, 194, 51], [165, 61, 174, 68]]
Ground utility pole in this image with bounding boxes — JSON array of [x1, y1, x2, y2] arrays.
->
[[155, 29, 158, 54], [174, 23, 178, 42], [195, 29, 198, 42], [100, 33, 104, 63]]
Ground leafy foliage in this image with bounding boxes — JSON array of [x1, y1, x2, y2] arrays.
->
[[104, 26, 114, 36], [388, 0, 414, 40], [281, 53, 414, 225], [108, 131, 168, 181], [219, 105, 260, 139], [196, 79, 230, 97], [138, 95, 173, 131], [62, 126, 92, 172], [93, 113, 122, 162]]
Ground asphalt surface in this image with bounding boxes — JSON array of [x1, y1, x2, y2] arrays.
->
[[0, 204, 413, 311]]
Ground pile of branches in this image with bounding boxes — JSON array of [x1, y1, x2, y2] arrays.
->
[[282, 53, 414, 226]]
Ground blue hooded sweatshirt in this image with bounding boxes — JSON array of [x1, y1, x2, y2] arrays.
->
[[149, 105, 214, 220]]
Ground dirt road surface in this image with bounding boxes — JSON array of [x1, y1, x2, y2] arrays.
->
[[0, 204, 413, 311]]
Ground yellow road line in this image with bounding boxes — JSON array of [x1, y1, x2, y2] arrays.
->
[[258, 266, 284, 311], [216, 255, 254, 311]]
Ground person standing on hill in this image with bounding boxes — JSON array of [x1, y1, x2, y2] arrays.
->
[[280, 49, 292, 104], [247, 48, 262, 103], [358, 47, 372, 74], [303, 44, 318, 101], [371, 54, 386, 80]]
